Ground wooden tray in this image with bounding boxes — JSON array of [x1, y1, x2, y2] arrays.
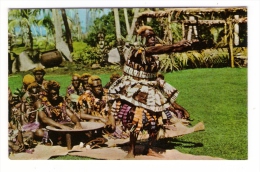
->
[[46, 122, 104, 132]]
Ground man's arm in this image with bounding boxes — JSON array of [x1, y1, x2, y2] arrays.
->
[[145, 39, 196, 55], [79, 109, 107, 123], [65, 108, 82, 129], [34, 100, 71, 130]]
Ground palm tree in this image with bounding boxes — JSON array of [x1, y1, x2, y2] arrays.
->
[[129, 8, 139, 38], [8, 9, 34, 49], [123, 8, 130, 35], [61, 9, 73, 52], [37, 10, 55, 50], [52, 9, 73, 62], [113, 8, 121, 43], [74, 9, 82, 41]]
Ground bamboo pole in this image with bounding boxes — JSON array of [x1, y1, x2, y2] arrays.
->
[[171, 18, 247, 24], [224, 22, 227, 44], [168, 13, 173, 44], [187, 25, 192, 41], [124, 8, 130, 35], [187, 16, 195, 41], [193, 25, 198, 39], [182, 22, 185, 39], [228, 18, 234, 68], [113, 8, 121, 43], [234, 15, 240, 46], [129, 8, 140, 39]]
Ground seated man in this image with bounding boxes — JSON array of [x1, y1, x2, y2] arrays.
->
[[87, 75, 106, 110], [78, 76, 108, 122], [66, 73, 84, 112], [87, 75, 115, 131], [20, 82, 43, 140], [11, 74, 36, 119], [9, 85, 38, 154], [66, 73, 84, 96], [156, 73, 190, 121], [15, 74, 36, 99], [103, 72, 121, 89], [8, 87, 25, 154], [80, 73, 92, 92], [33, 80, 83, 144], [77, 90, 107, 124], [32, 67, 48, 90]]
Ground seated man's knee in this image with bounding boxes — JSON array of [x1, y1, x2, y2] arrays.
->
[[34, 129, 44, 139]]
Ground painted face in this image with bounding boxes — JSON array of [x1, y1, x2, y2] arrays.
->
[[72, 76, 80, 88], [85, 93, 94, 103], [92, 79, 103, 98], [144, 30, 156, 46], [28, 86, 41, 102], [111, 76, 120, 83], [48, 89, 59, 101], [81, 78, 91, 90], [28, 111, 37, 123], [34, 72, 44, 83]]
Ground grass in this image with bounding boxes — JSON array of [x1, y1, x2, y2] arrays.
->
[[8, 67, 248, 160], [49, 155, 94, 160], [163, 68, 247, 159]]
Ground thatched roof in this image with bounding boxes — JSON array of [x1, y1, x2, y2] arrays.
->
[[137, 7, 247, 19], [178, 17, 247, 24]]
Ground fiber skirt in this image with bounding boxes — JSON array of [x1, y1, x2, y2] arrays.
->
[[107, 75, 173, 112]]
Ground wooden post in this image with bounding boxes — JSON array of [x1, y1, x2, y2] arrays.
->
[[234, 15, 240, 46], [193, 25, 198, 39], [224, 22, 227, 44], [168, 14, 173, 44], [187, 25, 193, 41], [182, 22, 185, 39], [228, 18, 234, 68], [187, 16, 195, 41]]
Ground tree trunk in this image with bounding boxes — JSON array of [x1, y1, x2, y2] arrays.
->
[[52, 9, 62, 43], [129, 8, 140, 38], [124, 8, 130, 35], [113, 8, 121, 43], [27, 24, 34, 49], [61, 9, 73, 52], [74, 10, 81, 41], [52, 9, 73, 62]]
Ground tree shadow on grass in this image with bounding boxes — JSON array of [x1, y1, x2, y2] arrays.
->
[[155, 138, 204, 149], [117, 137, 203, 156]]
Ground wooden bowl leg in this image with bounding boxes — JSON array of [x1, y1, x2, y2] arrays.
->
[[66, 133, 72, 150]]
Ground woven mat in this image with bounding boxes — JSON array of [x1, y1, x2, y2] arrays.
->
[[8, 121, 215, 160]]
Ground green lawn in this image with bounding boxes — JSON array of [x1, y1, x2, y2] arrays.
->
[[8, 67, 248, 160]]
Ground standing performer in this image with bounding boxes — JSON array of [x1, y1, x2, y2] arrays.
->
[[107, 25, 198, 158]]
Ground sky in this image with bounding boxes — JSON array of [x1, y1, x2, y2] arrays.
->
[[72, 8, 110, 33], [12, 8, 111, 36]]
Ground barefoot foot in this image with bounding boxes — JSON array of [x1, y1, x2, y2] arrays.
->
[[146, 148, 164, 158], [124, 153, 135, 159]]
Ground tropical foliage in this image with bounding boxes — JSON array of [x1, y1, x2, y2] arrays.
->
[[8, 8, 248, 71], [159, 47, 247, 72]]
